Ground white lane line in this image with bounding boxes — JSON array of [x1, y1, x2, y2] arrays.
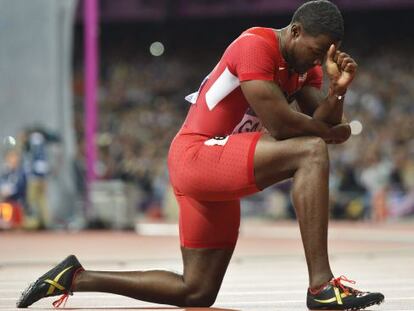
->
[[4, 286, 414, 294], [222, 280, 414, 287], [3, 286, 414, 293], [219, 288, 414, 295], [386, 297, 414, 300], [218, 300, 303, 305], [217, 296, 414, 306], [240, 225, 414, 243]]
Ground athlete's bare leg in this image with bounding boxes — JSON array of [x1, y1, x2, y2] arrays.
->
[[73, 133, 331, 304], [254, 134, 333, 288], [73, 247, 233, 307]]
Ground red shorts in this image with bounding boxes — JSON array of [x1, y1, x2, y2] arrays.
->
[[168, 129, 262, 248]]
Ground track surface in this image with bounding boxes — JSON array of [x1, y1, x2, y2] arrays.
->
[[1, 221, 413, 310]]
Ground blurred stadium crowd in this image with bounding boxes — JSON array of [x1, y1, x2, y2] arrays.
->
[[1, 10, 414, 229]]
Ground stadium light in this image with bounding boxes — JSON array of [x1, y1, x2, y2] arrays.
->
[[149, 41, 165, 57], [350, 120, 363, 135]]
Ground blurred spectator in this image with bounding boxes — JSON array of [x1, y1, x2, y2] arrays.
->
[[71, 16, 414, 223], [1, 149, 27, 206], [25, 131, 50, 229], [0, 149, 26, 228]]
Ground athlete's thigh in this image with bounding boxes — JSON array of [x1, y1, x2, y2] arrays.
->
[[169, 132, 262, 202], [176, 193, 240, 249], [178, 193, 236, 298], [254, 134, 325, 189], [181, 246, 234, 295]]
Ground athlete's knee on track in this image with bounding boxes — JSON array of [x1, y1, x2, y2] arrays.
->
[[183, 284, 219, 307]]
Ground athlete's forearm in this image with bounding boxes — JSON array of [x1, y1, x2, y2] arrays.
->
[[271, 110, 332, 140], [242, 80, 334, 140], [312, 88, 345, 125]]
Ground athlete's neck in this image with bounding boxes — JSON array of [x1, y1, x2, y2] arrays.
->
[[277, 26, 290, 63]]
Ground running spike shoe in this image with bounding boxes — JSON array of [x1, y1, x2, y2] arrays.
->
[[307, 275, 384, 310], [17, 255, 84, 308]]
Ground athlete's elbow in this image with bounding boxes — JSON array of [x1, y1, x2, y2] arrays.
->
[[270, 131, 284, 140], [268, 126, 291, 140]]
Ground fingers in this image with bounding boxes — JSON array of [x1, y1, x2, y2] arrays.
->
[[334, 50, 357, 72], [336, 52, 349, 69], [327, 44, 336, 61], [344, 61, 358, 73], [333, 50, 340, 63]]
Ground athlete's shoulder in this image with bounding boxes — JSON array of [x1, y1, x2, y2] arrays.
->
[[222, 26, 280, 81], [239, 27, 277, 45], [242, 27, 274, 36]]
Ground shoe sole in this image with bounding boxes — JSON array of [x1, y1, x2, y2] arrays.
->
[[17, 279, 46, 308], [309, 297, 385, 310], [345, 297, 384, 311]]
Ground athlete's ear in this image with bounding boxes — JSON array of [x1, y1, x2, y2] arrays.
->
[[291, 23, 302, 39]]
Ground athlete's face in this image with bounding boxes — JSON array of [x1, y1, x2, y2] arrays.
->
[[287, 25, 338, 74]]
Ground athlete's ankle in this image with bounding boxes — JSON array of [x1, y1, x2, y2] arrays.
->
[[70, 268, 85, 292], [309, 273, 334, 292]]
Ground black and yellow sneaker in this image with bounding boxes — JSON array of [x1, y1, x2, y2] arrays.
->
[[307, 275, 384, 310], [17, 255, 84, 308]]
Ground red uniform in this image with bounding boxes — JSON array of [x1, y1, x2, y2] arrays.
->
[[168, 27, 322, 248]]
